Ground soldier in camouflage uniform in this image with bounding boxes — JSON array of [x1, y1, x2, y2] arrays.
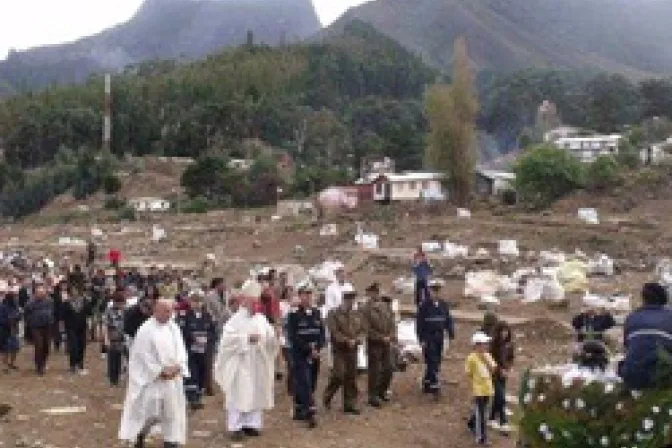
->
[[362, 283, 396, 408], [323, 287, 365, 415]]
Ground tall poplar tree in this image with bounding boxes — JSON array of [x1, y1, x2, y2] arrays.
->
[[425, 37, 478, 206]]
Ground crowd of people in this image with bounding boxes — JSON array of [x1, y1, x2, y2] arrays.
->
[[2, 251, 671, 448]]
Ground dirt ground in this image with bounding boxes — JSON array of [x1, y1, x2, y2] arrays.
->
[[3, 172, 672, 447], [0, 318, 573, 448]]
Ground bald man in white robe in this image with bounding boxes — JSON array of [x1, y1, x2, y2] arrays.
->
[[119, 299, 189, 448], [214, 280, 279, 441]]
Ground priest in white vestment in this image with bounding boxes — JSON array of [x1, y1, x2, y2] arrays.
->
[[214, 280, 279, 441], [119, 299, 189, 448]]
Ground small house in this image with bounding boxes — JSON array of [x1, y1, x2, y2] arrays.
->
[[128, 197, 171, 212], [474, 169, 516, 197], [641, 137, 672, 165], [370, 172, 445, 202], [554, 134, 622, 163]]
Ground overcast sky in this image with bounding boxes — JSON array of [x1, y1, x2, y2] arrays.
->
[[0, 0, 369, 60]]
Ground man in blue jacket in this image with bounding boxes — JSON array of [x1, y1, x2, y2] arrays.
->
[[287, 285, 325, 428], [620, 282, 672, 389], [416, 280, 454, 397]]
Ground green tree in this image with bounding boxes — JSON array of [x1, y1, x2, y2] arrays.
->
[[514, 145, 584, 208], [585, 155, 621, 191], [103, 174, 123, 195], [584, 74, 643, 133], [616, 139, 641, 169], [180, 155, 231, 202], [425, 37, 479, 206]]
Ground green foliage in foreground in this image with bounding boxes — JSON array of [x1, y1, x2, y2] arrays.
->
[[519, 373, 672, 448]]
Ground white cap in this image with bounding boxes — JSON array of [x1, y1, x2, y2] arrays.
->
[[240, 279, 262, 298], [471, 332, 491, 345], [428, 279, 443, 287], [188, 288, 205, 298]]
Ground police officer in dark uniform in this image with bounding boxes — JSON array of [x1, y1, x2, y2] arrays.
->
[[177, 289, 216, 410], [416, 279, 454, 397], [287, 284, 325, 428]]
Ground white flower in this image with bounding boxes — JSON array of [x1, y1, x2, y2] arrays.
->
[[616, 402, 624, 411], [631, 390, 643, 400], [562, 430, 570, 438], [523, 393, 532, 404], [604, 382, 615, 394], [563, 399, 571, 409], [643, 418, 655, 431], [539, 423, 549, 433], [600, 436, 609, 446], [538, 394, 546, 402], [576, 398, 586, 409], [544, 432, 554, 441], [668, 408, 672, 416], [652, 406, 660, 414]]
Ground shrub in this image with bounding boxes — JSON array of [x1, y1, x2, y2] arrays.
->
[[585, 155, 621, 190], [513, 145, 584, 208], [103, 174, 122, 194], [518, 367, 672, 448], [103, 196, 125, 210], [181, 197, 211, 214], [117, 206, 136, 221]]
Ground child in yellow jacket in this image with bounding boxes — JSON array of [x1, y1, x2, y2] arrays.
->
[[465, 331, 497, 446]]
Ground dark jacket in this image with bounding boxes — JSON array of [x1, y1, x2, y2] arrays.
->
[[123, 304, 150, 338], [287, 306, 326, 357], [620, 304, 672, 389], [18, 287, 30, 309], [490, 323, 515, 376], [416, 298, 455, 343], [24, 298, 55, 328], [177, 310, 216, 355], [62, 297, 94, 333], [412, 260, 432, 281], [572, 312, 616, 342]]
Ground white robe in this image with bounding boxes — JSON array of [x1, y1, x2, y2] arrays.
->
[[118, 317, 189, 445], [214, 309, 279, 413]]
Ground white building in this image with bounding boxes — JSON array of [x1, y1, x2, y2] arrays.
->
[[641, 137, 672, 165], [228, 158, 254, 171], [554, 135, 622, 163], [128, 197, 171, 212], [370, 172, 445, 202], [544, 126, 582, 143], [474, 169, 516, 196]]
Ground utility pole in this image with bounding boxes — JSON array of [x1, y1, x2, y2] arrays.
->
[[103, 73, 112, 154]]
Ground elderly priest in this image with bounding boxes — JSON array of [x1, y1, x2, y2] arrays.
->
[[118, 298, 189, 448], [215, 279, 280, 441]]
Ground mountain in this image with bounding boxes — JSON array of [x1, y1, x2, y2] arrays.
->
[[0, 0, 321, 93], [324, 0, 672, 78]]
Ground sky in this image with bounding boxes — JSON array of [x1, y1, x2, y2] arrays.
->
[[0, 0, 369, 60]]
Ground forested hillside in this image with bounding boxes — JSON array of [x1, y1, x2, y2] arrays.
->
[[326, 0, 672, 77], [1, 21, 672, 218]]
